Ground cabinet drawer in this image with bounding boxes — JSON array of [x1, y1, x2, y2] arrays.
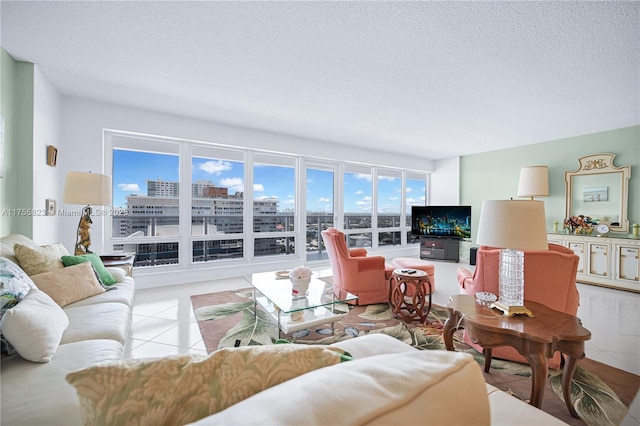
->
[[588, 243, 610, 277], [618, 246, 639, 282]]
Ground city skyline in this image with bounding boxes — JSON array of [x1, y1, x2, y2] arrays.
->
[[113, 149, 426, 213]]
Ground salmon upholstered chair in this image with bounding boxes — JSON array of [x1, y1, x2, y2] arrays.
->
[[456, 243, 580, 369], [321, 227, 394, 305]]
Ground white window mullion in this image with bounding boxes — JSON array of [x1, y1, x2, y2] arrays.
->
[[244, 150, 254, 260], [179, 142, 192, 267]]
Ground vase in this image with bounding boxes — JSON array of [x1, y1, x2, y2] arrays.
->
[[291, 277, 310, 296]]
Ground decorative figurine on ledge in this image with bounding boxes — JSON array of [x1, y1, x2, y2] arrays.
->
[[75, 207, 93, 255]]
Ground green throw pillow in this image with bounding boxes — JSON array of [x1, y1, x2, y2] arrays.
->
[[61, 253, 116, 286]]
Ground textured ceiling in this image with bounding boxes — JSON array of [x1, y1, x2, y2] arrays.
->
[[2, 1, 639, 160]]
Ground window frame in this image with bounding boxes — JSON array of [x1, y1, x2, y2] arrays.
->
[[105, 130, 429, 273]]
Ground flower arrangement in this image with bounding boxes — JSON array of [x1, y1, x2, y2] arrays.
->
[[289, 266, 313, 281], [564, 215, 595, 235]]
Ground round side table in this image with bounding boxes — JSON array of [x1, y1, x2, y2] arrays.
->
[[389, 268, 432, 324]]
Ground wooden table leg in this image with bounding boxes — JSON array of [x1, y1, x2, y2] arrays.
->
[[484, 348, 492, 373], [443, 313, 458, 351], [562, 354, 580, 418], [525, 352, 548, 408]]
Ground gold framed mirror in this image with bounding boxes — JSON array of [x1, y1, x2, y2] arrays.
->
[[565, 153, 631, 233]]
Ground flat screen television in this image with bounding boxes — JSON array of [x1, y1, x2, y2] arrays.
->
[[411, 205, 471, 239]]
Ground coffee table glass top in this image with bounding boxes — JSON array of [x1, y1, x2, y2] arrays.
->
[[246, 271, 357, 313]]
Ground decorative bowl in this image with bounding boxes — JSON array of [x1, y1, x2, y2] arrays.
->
[[475, 292, 497, 306]]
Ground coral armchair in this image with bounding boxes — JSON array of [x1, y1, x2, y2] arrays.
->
[[456, 243, 580, 368], [321, 227, 394, 305]]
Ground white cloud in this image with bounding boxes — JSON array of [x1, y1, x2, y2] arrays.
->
[[254, 183, 265, 192], [199, 160, 233, 175], [388, 196, 398, 201], [362, 196, 371, 201], [118, 183, 140, 192], [406, 196, 426, 205], [317, 197, 330, 203], [220, 177, 244, 193], [354, 173, 372, 182], [355, 190, 363, 195]]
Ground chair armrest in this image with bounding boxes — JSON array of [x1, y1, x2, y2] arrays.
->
[[349, 248, 368, 257], [352, 255, 386, 272], [456, 267, 473, 290]]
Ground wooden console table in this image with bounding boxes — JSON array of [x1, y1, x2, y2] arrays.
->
[[443, 294, 591, 418]]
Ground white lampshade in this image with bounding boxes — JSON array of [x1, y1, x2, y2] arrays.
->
[[63, 172, 112, 206], [517, 166, 549, 198], [476, 200, 548, 251]]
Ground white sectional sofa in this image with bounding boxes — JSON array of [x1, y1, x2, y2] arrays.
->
[[0, 234, 135, 426], [1, 234, 565, 426]]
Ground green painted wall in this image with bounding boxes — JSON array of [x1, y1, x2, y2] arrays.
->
[[460, 125, 640, 242], [0, 48, 34, 237]]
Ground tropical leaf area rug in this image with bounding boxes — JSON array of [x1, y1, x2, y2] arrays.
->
[[191, 288, 639, 426]]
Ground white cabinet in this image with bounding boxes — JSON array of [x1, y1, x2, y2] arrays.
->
[[548, 233, 640, 293]]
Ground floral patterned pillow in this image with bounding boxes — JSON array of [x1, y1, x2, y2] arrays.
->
[[66, 344, 346, 426], [0, 257, 36, 320], [13, 243, 69, 276]]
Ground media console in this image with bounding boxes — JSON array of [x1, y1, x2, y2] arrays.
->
[[419, 236, 460, 262]]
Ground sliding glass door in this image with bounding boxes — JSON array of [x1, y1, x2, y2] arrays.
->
[[305, 162, 338, 261]]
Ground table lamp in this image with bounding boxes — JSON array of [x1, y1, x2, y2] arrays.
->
[[475, 199, 548, 317], [516, 166, 549, 200], [63, 171, 112, 255]]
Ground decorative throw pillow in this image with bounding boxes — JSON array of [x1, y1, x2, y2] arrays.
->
[[0, 288, 69, 362], [13, 242, 69, 276], [0, 257, 36, 320], [61, 253, 116, 286], [30, 262, 106, 307], [66, 345, 345, 426]]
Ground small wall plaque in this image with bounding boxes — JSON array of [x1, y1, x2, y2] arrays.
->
[[47, 145, 58, 166]]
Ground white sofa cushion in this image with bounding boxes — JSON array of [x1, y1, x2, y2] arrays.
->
[[0, 234, 39, 265], [61, 302, 132, 345], [1, 339, 124, 426], [0, 288, 69, 362], [194, 350, 491, 425], [330, 332, 417, 357]]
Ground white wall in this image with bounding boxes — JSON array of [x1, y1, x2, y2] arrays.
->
[[430, 156, 460, 205], [31, 66, 62, 244]]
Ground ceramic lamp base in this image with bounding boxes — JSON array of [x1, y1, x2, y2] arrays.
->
[[490, 301, 534, 317]]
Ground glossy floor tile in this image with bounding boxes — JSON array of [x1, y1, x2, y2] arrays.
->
[[127, 259, 640, 425]]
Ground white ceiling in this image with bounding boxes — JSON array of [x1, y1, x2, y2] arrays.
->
[[2, 1, 639, 160]]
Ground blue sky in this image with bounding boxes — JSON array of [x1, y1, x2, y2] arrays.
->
[[113, 150, 425, 212]]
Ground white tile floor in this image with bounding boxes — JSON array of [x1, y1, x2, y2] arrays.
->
[[126, 259, 640, 425]]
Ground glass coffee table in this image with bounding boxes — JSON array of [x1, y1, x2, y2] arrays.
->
[[246, 271, 357, 337]]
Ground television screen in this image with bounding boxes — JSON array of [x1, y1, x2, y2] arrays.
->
[[411, 205, 471, 239]]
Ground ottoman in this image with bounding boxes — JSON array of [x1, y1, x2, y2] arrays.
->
[[392, 257, 436, 293]]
